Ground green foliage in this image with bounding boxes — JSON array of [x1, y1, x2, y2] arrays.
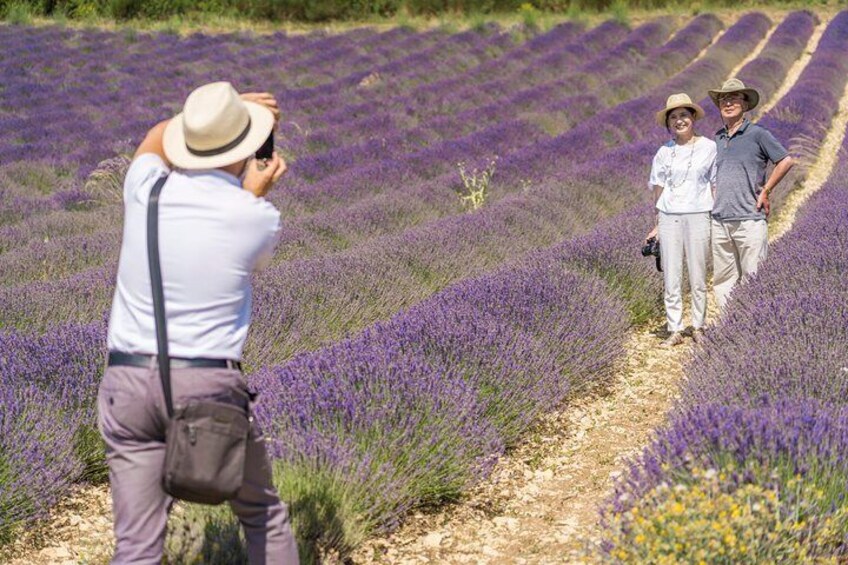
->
[[3, 162, 75, 195], [468, 10, 490, 32], [73, 424, 108, 483], [2, 1, 34, 24], [0, 453, 15, 546], [600, 268, 662, 325], [242, 0, 402, 21], [518, 1, 540, 29], [563, 1, 586, 24], [609, 0, 629, 25], [165, 503, 248, 564], [51, 6, 67, 22], [277, 465, 372, 563], [107, 0, 191, 20], [0, 0, 832, 23]]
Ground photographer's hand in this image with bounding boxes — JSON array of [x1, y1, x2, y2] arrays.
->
[[243, 152, 287, 198], [241, 92, 280, 122]]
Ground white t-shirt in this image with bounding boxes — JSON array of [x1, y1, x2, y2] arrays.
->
[[107, 154, 280, 360], [649, 136, 716, 214]]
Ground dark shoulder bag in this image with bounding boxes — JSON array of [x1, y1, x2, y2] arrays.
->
[[147, 175, 250, 505]]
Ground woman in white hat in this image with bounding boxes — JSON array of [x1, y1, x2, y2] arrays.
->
[[645, 93, 717, 346]]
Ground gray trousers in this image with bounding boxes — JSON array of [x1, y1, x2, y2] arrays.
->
[[97, 363, 299, 564]]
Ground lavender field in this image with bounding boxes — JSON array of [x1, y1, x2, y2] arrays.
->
[[1, 9, 847, 561]]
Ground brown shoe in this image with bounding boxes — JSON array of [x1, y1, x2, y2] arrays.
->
[[662, 331, 684, 347], [692, 328, 705, 344]]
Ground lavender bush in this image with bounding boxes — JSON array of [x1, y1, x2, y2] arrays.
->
[[0, 321, 107, 479], [0, 321, 106, 538], [0, 384, 82, 544]]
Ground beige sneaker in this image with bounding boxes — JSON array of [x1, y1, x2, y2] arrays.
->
[[662, 331, 684, 347], [692, 328, 705, 344]]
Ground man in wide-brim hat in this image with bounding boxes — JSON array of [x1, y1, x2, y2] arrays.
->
[[708, 78, 794, 312], [99, 82, 298, 563]]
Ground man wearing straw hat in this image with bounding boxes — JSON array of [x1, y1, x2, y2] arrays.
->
[[708, 78, 794, 311], [99, 82, 298, 563]]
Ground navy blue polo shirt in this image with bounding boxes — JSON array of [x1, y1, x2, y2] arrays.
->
[[713, 118, 789, 221]]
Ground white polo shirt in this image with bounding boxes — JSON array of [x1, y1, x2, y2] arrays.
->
[[649, 136, 716, 214], [107, 153, 280, 360]]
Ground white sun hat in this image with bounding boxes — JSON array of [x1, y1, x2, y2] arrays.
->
[[163, 81, 274, 170]]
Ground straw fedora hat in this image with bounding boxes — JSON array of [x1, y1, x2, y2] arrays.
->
[[163, 82, 274, 170], [708, 78, 760, 110], [655, 93, 705, 127]]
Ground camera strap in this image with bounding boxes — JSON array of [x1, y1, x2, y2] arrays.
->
[[146, 174, 175, 418]]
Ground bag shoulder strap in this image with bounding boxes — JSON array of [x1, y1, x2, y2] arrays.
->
[[146, 174, 174, 418]]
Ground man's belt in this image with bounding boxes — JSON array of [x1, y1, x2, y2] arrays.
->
[[108, 351, 242, 371]]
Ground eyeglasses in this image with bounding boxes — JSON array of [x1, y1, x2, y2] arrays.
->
[[718, 94, 745, 106]]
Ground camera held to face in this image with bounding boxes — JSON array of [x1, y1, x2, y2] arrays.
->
[[641, 236, 662, 272], [255, 132, 274, 160]]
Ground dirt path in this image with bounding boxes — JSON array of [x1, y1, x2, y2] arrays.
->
[[1, 484, 112, 564]]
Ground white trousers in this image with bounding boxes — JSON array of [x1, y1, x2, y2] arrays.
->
[[658, 211, 711, 332], [711, 218, 768, 312]]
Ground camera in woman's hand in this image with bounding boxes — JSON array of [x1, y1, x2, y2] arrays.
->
[[641, 236, 660, 257], [641, 237, 662, 272]]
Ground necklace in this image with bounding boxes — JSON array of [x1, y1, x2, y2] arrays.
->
[[664, 137, 697, 192]]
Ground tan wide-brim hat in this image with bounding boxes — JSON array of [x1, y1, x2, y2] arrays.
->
[[655, 93, 705, 127], [163, 81, 274, 170], [708, 78, 760, 110]]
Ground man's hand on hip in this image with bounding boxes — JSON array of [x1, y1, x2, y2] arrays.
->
[[243, 152, 287, 198], [756, 188, 771, 216]]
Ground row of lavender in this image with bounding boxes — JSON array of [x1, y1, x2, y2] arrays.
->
[[595, 12, 848, 562]]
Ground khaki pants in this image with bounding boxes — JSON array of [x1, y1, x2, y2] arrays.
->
[[97, 363, 299, 564], [658, 211, 711, 332], [711, 218, 768, 312]]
